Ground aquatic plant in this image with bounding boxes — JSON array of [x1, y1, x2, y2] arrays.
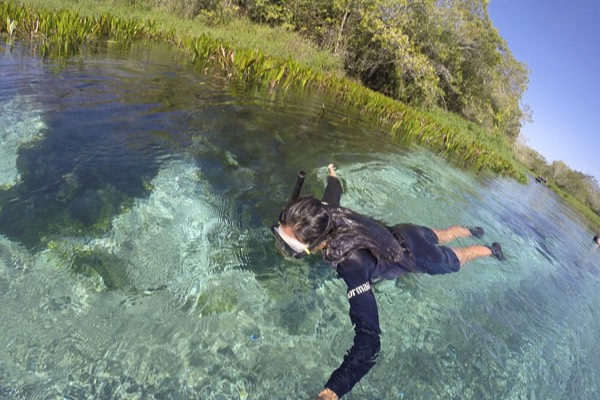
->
[[546, 181, 600, 232], [0, 2, 159, 56], [0, 0, 526, 180], [195, 285, 239, 315], [46, 239, 132, 290], [6, 16, 15, 36]]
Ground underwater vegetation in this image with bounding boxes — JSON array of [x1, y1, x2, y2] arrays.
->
[[0, 123, 156, 249]]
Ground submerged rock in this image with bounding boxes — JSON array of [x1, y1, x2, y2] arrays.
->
[[0, 95, 46, 188]]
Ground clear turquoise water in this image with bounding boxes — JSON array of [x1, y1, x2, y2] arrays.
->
[[1, 41, 599, 400]]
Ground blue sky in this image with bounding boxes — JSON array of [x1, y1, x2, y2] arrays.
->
[[488, 0, 600, 184]]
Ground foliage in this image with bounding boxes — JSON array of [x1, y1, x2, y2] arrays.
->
[[3, 0, 344, 73], [547, 181, 600, 232], [1, 0, 526, 181], [5, 0, 530, 141], [418, 0, 530, 139], [546, 162, 599, 216], [514, 139, 600, 228], [231, 0, 530, 140], [233, 0, 530, 143], [4, 0, 599, 229], [0, 1, 159, 56]]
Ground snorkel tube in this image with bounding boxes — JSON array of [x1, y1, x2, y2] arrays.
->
[[272, 169, 334, 259], [272, 170, 312, 258], [290, 170, 306, 200]]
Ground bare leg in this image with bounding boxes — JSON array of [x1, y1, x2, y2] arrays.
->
[[451, 245, 492, 267], [433, 226, 473, 245]]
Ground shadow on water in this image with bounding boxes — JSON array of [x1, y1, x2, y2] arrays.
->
[[0, 145, 151, 249], [0, 57, 204, 251]]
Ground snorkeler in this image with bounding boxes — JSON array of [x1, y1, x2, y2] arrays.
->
[[594, 235, 600, 246], [272, 164, 505, 400]]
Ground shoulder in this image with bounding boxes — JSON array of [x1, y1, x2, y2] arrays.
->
[[346, 248, 377, 265], [336, 249, 377, 275]]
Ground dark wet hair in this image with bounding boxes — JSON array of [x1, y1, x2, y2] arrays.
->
[[324, 208, 412, 267], [279, 196, 331, 245], [280, 195, 411, 267], [594, 235, 599, 244]]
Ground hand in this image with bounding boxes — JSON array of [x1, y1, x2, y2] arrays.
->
[[316, 388, 339, 400], [327, 163, 337, 178]]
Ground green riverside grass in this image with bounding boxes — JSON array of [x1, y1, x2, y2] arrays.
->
[[2, 2, 598, 279], [1, 1, 598, 231], [545, 181, 600, 232], [0, 0, 528, 183]]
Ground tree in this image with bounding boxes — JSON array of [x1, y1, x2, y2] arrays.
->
[[344, 0, 442, 105], [233, 0, 530, 138], [417, 0, 529, 138]]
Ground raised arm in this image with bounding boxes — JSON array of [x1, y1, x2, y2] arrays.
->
[[322, 164, 343, 207], [321, 249, 381, 399]]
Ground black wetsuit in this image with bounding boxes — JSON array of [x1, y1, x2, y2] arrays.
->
[[321, 176, 460, 398]]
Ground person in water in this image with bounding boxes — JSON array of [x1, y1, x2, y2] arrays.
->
[[272, 164, 505, 400], [594, 235, 600, 246]]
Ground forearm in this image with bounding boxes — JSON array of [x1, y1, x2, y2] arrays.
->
[[322, 176, 342, 206], [327, 251, 380, 398], [324, 326, 381, 398]]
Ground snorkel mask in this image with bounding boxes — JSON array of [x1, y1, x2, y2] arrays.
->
[[272, 224, 311, 257], [271, 170, 332, 259]]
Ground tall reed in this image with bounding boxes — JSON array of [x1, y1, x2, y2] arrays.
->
[[0, 2, 160, 56], [0, 0, 526, 181]]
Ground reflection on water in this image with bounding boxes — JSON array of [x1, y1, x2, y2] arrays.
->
[[1, 41, 599, 400]]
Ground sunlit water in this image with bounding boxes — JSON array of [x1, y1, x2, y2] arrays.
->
[[1, 41, 599, 400]]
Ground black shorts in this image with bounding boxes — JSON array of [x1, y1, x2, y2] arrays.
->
[[389, 224, 460, 275]]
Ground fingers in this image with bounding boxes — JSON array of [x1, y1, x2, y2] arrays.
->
[[317, 388, 339, 400]]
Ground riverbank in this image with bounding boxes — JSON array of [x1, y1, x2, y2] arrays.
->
[[3, 0, 599, 231], [546, 182, 600, 233], [1, 0, 527, 180]]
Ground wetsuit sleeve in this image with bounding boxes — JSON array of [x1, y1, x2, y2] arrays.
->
[[322, 176, 343, 207], [324, 249, 381, 398]]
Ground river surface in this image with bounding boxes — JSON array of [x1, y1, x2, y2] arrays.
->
[[1, 41, 599, 400]]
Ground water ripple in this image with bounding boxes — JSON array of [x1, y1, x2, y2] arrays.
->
[[1, 41, 599, 400]]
